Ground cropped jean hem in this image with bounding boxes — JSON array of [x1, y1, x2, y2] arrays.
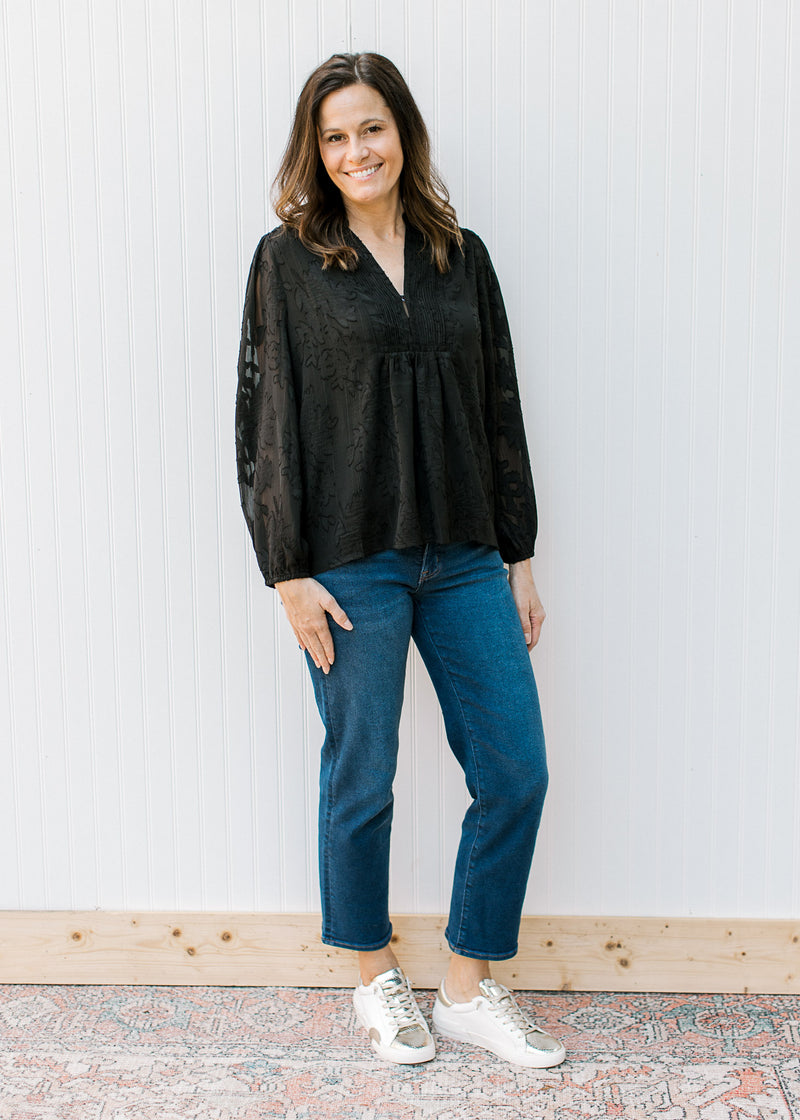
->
[[321, 926, 394, 953], [445, 932, 519, 962]]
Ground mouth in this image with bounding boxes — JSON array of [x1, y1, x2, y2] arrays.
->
[[345, 163, 383, 181]]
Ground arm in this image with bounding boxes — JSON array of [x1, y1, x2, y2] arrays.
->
[[235, 236, 350, 670], [472, 234, 544, 647], [472, 233, 539, 565], [235, 234, 309, 585]]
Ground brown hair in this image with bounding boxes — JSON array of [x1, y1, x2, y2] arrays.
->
[[272, 53, 462, 273]]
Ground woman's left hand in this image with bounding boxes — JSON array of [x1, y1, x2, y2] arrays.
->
[[508, 560, 546, 651]]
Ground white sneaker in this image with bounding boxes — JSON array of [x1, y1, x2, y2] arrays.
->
[[353, 967, 436, 1064], [432, 978, 566, 1068]]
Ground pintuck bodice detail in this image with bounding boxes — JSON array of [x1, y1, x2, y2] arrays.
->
[[235, 222, 538, 586]]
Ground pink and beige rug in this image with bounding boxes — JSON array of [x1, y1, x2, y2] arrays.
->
[[0, 985, 798, 1119]]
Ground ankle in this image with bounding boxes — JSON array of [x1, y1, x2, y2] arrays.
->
[[444, 956, 492, 1004], [358, 947, 400, 986], [442, 978, 483, 1005]]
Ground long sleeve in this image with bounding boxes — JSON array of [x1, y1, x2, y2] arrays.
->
[[235, 234, 310, 585], [236, 222, 538, 583], [472, 234, 539, 562]]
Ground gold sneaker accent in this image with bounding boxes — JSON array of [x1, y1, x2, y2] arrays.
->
[[353, 967, 436, 1065]]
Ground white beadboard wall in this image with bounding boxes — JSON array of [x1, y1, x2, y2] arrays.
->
[[1, 0, 799, 921]]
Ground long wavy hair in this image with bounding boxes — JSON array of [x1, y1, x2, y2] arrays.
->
[[273, 53, 462, 273]]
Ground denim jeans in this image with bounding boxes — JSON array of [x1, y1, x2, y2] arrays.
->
[[305, 542, 548, 961]]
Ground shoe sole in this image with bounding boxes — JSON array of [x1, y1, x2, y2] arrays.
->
[[368, 1036, 436, 1064], [433, 1012, 566, 1069]]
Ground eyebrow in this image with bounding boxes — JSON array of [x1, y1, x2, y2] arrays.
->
[[319, 117, 387, 135]]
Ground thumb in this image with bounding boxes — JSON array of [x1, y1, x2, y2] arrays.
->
[[323, 593, 353, 631]]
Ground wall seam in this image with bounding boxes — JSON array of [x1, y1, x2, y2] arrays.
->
[[30, 0, 65, 908], [1, 0, 27, 909], [172, 0, 207, 908]]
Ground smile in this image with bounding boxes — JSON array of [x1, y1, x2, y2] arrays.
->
[[346, 164, 382, 180]]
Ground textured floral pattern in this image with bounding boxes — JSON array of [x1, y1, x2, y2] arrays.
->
[[1, 986, 798, 1119], [235, 223, 538, 586]]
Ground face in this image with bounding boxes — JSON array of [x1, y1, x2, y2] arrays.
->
[[317, 83, 404, 212]]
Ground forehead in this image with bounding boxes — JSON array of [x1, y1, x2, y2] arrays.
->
[[317, 84, 393, 131]]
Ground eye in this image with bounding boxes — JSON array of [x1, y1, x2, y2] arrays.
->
[[326, 133, 345, 144], [365, 124, 383, 134]]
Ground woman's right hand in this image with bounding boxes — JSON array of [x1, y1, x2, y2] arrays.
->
[[274, 577, 353, 674]]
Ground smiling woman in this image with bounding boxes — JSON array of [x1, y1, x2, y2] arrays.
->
[[316, 84, 407, 293], [235, 52, 562, 1072], [271, 52, 460, 273], [317, 86, 404, 205]]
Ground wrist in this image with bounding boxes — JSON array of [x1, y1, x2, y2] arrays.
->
[[508, 559, 533, 578]]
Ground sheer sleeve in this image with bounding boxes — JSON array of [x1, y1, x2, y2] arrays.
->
[[472, 234, 539, 562], [235, 234, 309, 586]]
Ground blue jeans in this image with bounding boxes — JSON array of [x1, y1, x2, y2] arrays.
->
[[305, 542, 548, 961]]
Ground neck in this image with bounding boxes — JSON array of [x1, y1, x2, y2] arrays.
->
[[344, 195, 405, 242]]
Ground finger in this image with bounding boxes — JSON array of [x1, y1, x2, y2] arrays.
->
[[529, 611, 544, 649], [303, 621, 335, 674], [287, 622, 307, 653], [304, 638, 330, 674], [519, 606, 532, 647], [321, 593, 353, 631], [318, 623, 336, 669]]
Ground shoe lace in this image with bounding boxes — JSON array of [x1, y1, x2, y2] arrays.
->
[[487, 987, 540, 1039], [378, 973, 422, 1030]]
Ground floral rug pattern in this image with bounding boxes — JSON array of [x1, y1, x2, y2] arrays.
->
[[0, 985, 798, 1119]]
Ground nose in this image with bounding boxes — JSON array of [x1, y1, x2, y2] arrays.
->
[[347, 136, 369, 164]]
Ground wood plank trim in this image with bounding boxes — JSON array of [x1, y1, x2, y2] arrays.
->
[[1, 912, 798, 992]]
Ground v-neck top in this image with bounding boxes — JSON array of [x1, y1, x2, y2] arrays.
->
[[235, 221, 538, 586]]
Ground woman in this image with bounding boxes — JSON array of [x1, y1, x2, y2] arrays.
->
[[236, 52, 565, 1070]]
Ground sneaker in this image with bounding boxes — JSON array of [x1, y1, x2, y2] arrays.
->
[[432, 977, 566, 1068], [353, 967, 436, 1064]]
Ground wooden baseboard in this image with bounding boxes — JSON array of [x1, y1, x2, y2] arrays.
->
[[1, 912, 798, 993]]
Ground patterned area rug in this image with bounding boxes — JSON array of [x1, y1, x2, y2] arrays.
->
[[1, 985, 799, 1119]]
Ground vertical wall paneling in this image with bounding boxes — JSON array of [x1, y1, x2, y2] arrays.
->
[[0, 0, 27, 910], [2, 0, 800, 922], [777, 1, 800, 919]]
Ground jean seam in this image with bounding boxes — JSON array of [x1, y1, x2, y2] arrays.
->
[[319, 668, 339, 943], [413, 607, 484, 952], [415, 545, 428, 591], [415, 543, 441, 591]]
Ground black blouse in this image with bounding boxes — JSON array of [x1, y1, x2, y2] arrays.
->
[[235, 222, 538, 586]]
